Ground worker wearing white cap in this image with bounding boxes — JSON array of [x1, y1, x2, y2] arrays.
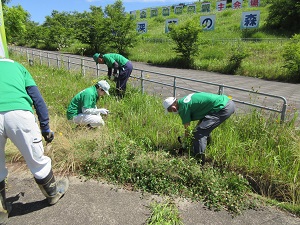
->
[[67, 80, 110, 128], [163, 92, 235, 165]]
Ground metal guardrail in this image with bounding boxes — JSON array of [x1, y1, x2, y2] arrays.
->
[[9, 46, 287, 122]]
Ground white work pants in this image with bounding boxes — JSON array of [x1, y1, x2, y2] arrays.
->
[[72, 113, 104, 127], [0, 110, 52, 181]]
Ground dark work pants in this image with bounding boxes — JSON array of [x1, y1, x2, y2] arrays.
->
[[193, 100, 236, 155], [116, 61, 133, 98]]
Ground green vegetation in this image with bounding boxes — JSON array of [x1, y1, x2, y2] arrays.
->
[[2, 0, 300, 220], [2, 0, 300, 82], [167, 18, 201, 67], [6, 53, 300, 217], [146, 199, 183, 225]]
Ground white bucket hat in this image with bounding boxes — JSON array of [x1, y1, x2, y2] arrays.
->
[[97, 80, 110, 95], [163, 97, 176, 114]]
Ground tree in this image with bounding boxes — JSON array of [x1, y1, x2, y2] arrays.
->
[[86, 6, 106, 53], [168, 18, 201, 67], [266, 0, 300, 35], [103, 0, 136, 56], [23, 21, 44, 47], [2, 5, 29, 43], [42, 11, 76, 50], [1, 0, 11, 5]]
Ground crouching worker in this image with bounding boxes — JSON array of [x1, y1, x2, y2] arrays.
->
[[67, 80, 110, 128], [163, 92, 235, 165], [0, 59, 69, 224]]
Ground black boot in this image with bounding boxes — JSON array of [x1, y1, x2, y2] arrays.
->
[[194, 153, 206, 166], [35, 170, 69, 205], [0, 180, 11, 224]]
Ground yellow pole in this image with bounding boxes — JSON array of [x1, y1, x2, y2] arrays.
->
[[0, 2, 9, 58]]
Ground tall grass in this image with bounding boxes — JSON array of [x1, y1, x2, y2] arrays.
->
[[6, 54, 300, 215]]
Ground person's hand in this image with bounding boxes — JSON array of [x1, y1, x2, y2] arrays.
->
[[113, 72, 119, 78], [178, 136, 187, 149], [42, 131, 54, 143], [99, 108, 109, 115]]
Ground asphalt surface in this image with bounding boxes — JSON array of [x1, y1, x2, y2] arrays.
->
[[5, 163, 300, 225], [4, 59, 300, 224]]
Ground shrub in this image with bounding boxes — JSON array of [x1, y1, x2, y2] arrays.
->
[[282, 34, 300, 82]]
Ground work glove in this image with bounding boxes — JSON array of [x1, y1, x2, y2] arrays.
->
[[99, 108, 109, 115], [178, 136, 187, 149], [42, 131, 54, 143], [177, 136, 187, 156], [113, 72, 119, 78]]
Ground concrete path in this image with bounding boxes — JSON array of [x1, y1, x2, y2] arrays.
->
[[5, 163, 300, 225]]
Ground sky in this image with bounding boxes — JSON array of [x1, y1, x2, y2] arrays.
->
[[7, 0, 186, 24]]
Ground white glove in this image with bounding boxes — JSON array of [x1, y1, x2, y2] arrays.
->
[[113, 72, 119, 78], [99, 108, 109, 115]]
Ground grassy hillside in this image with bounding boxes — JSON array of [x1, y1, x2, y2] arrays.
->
[[131, 1, 276, 39], [120, 2, 299, 83]]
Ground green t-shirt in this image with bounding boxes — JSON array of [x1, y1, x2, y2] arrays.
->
[[178, 92, 230, 124], [66, 86, 98, 120], [103, 53, 129, 68], [0, 59, 36, 113]]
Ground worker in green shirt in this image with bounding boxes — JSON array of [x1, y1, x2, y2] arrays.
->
[[163, 92, 235, 165], [67, 80, 110, 128], [93, 53, 133, 98], [0, 59, 69, 223]]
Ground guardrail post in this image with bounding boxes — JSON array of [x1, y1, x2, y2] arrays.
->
[[68, 57, 70, 71], [141, 70, 144, 94], [218, 85, 224, 95], [173, 77, 176, 97], [26, 49, 29, 62], [280, 98, 287, 123], [47, 53, 50, 67], [39, 51, 42, 65], [96, 64, 99, 77], [56, 55, 59, 68], [81, 58, 85, 76]]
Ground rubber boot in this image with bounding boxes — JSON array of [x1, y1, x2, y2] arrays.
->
[[35, 170, 69, 205], [194, 153, 206, 166], [0, 180, 11, 224]]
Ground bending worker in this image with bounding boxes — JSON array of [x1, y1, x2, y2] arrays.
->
[[93, 53, 133, 98], [163, 92, 235, 165], [0, 58, 69, 223]]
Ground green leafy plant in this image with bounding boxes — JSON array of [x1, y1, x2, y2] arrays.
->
[[168, 18, 201, 67], [223, 47, 249, 74], [146, 199, 183, 225], [282, 34, 300, 81]]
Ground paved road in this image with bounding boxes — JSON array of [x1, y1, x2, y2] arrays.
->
[[12, 47, 300, 121], [130, 61, 300, 122], [5, 163, 300, 225]]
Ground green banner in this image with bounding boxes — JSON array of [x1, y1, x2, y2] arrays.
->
[[0, 3, 9, 58]]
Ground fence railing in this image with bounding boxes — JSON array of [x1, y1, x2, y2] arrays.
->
[[9, 45, 287, 122]]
